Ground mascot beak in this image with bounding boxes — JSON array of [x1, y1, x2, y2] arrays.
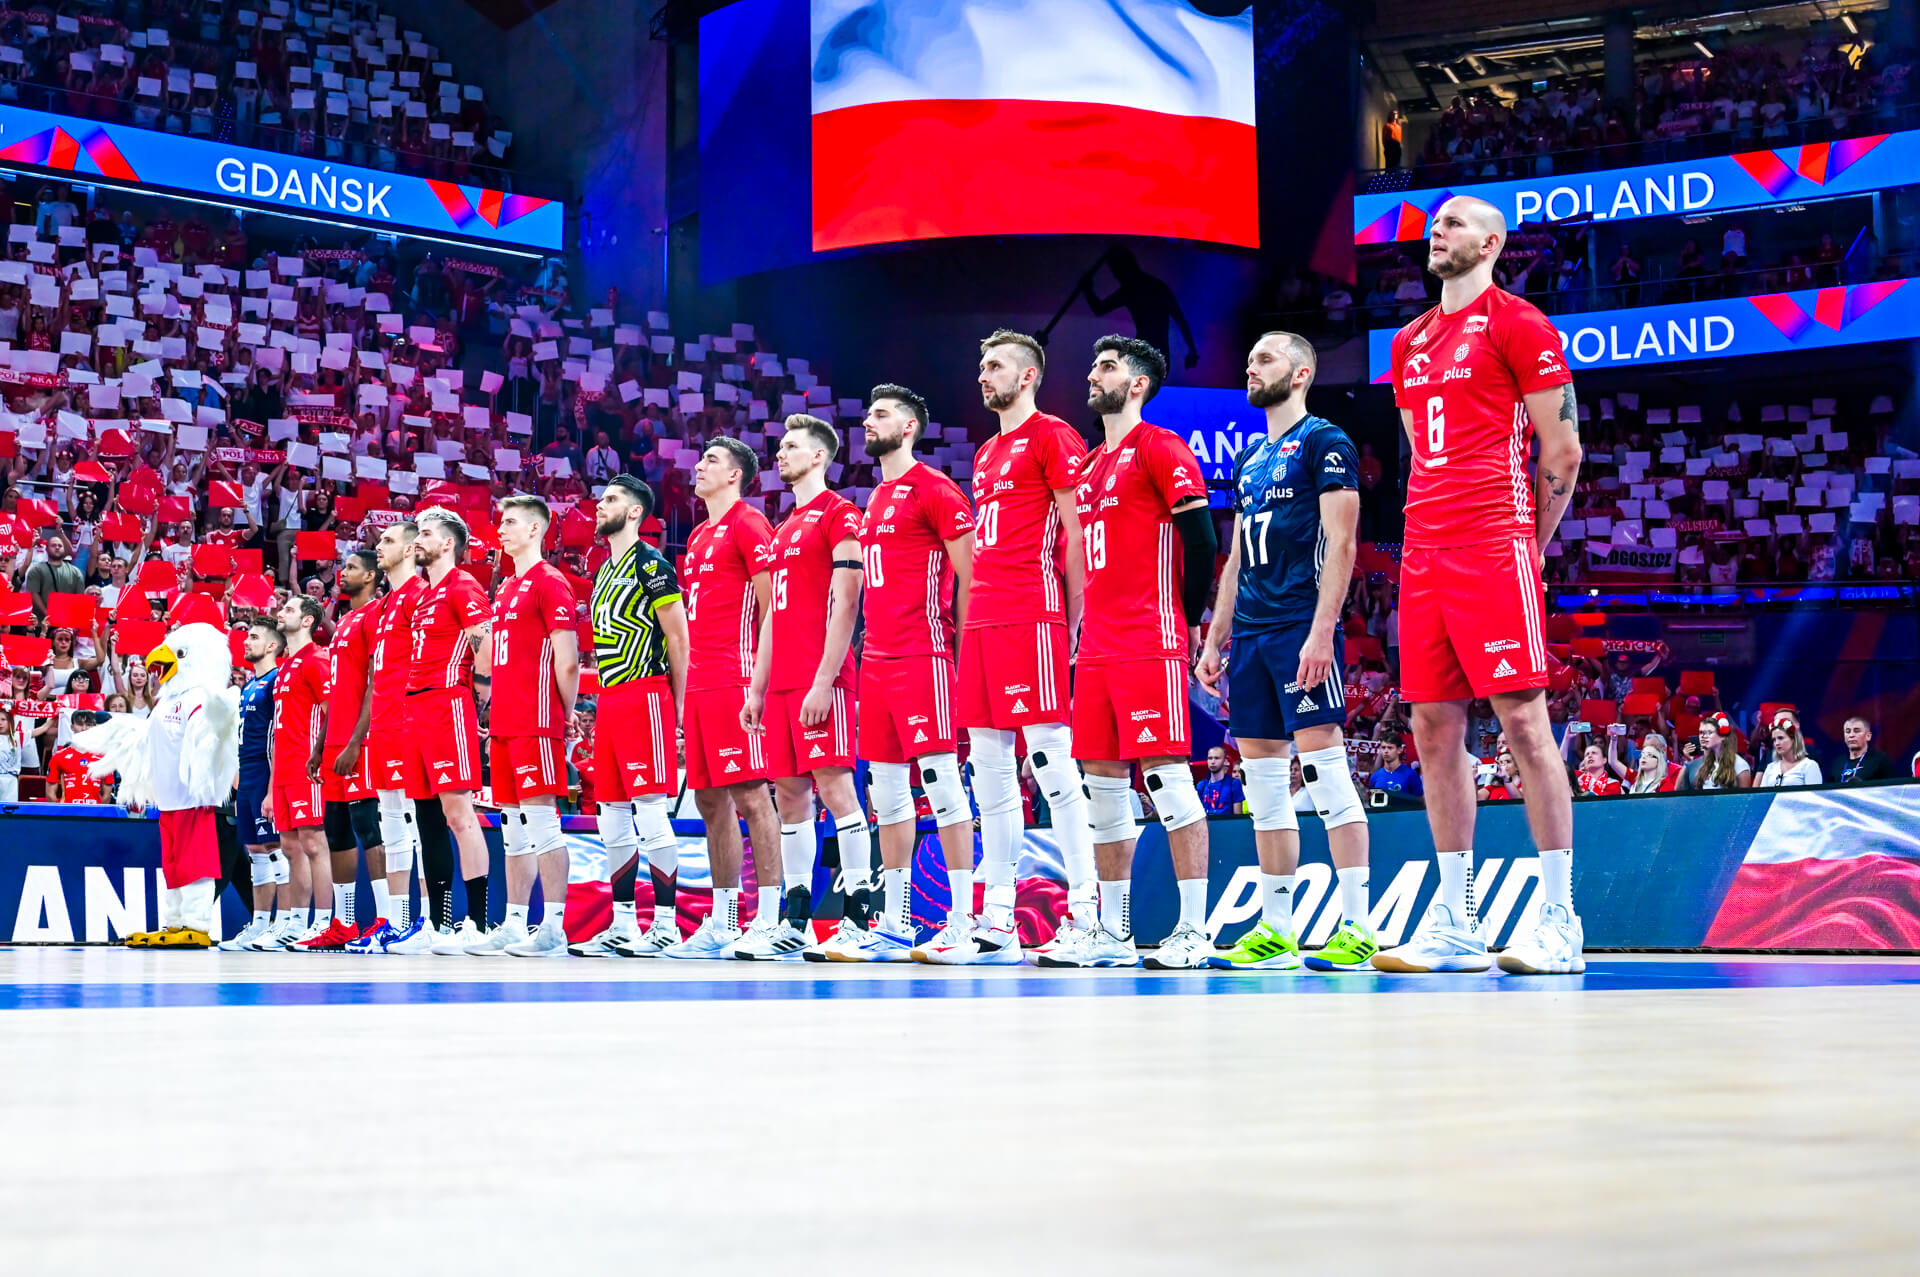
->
[[146, 643, 180, 686]]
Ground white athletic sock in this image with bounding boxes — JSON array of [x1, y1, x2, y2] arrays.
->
[[1538, 848, 1573, 910], [1099, 879, 1131, 939], [714, 886, 740, 931], [1261, 873, 1295, 933], [612, 900, 637, 928], [1177, 878, 1207, 929], [311, 907, 331, 930], [757, 884, 781, 926], [982, 859, 1016, 929], [945, 868, 973, 922], [780, 822, 815, 893], [506, 903, 529, 930], [1437, 851, 1473, 924], [370, 879, 392, 924], [333, 882, 352, 924], [835, 813, 873, 890], [392, 890, 410, 930], [545, 898, 565, 932], [1337, 866, 1371, 928], [882, 867, 909, 929], [251, 908, 269, 928]]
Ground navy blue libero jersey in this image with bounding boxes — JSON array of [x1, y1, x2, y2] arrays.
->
[[238, 667, 277, 772], [1230, 415, 1360, 633]]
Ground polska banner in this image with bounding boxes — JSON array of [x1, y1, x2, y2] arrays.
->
[[211, 447, 285, 465], [1588, 544, 1678, 580]]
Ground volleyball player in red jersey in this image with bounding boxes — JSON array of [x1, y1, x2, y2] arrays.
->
[[298, 550, 390, 950], [936, 329, 1100, 966], [1378, 195, 1587, 976], [813, 385, 976, 964], [467, 496, 580, 958], [348, 522, 446, 954], [403, 506, 497, 956], [732, 415, 866, 960], [269, 594, 332, 946], [665, 437, 784, 959], [1044, 337, 1217, 970]]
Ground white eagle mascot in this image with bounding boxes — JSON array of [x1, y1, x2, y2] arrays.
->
[[75, 622, 241, 948]]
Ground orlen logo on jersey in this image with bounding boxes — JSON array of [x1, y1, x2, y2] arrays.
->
[[1404, 352, 1433, 375], [1538, 348, 1566, 374]]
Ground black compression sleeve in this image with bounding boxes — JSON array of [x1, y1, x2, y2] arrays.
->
[[1171, 505, 1219, 627]]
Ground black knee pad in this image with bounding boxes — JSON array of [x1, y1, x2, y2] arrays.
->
[[324, 801, 357, 853], [349, 798, 382, 849], [414, 799, 455, 881]]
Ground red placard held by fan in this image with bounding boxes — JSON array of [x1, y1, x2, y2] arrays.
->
[[71, 460, 112, 484], [231, 548, 263, 575], [0, 590, 32, 626], [229, 573, 276, 611], [0, 634, 51, 667], [209, 480, 245, 509], [117, 486, 158, 517], [295, 530, 336, 561], [192, 544, 236, 578], [157, 495, 192, 523], [45, 593, 98, 631], [135, 559, 179, 591], [111, 619, 168, 659], [15, 498, 57, 530], [100, 511, 143, 543]]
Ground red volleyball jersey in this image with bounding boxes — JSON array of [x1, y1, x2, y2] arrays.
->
[[1389, 285, 1572, 550], [859, 461, 975, 660], [272, 641, 330, 775], [406, 569, 489, 694], [49, 746, 103, 803], [324, 601, 378, 751], [370, 573, 427, 733], [768, 488, 863, 692], [683, 500, 775, 693], [967, 410, 1086, 629], [1073, 422, 1208, 665], [489, 559, 576, 738]]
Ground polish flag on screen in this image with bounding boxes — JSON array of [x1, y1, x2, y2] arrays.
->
[[810, 0, 1256, 251]]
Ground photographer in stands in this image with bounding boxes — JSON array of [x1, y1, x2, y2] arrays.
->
[[1833, 716, 1895, 784]]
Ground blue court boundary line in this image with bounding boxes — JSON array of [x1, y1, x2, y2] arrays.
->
[[3, 961, 1919, 1010]]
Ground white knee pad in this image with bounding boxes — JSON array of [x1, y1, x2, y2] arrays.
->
[[1299, 745, 1366, 829], [634, 795, 677, 852], [599, 801, 637, 861], [1240, 755, 1298, 833], [1085, 772, 1137, 845], [268, 849, 290, 885], [500, 806, 536, 857], [868, 762, 914, 827], [965, 728, 1021, 817], [918, 752, 970, 827], [1022, 722, 1083, 805], [1143, 762, 1206, 833], [523, 803, 565, 855], [377, 790, 411, 853], [249, 852, 275, 886]]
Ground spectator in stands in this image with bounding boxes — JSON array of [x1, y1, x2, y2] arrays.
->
[[41, 628, 101, 696], [1679, 714, 1752, 790], [1365, 734, 1423, 800], [1197, 746, 1244, 816], [23, 531, 83, 619], [1611, 730, 1679, 793], [1381, 109, 1403, 168], [47, 710, 102, 803], [584, 428, 621, 484], [1759, 721, 1823, 786], [1478, 749, 1522, 802], [0, 706, 17, 801], [1570, 740, 1624, 796], [1833, 716, 1895, 784]]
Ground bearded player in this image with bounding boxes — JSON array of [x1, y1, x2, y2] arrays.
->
[[663, 438, 784, 959], [921, 329, 1099, 965], [403, 506, 497, 956], [734, 415, 869, 960], [1196, 332, 1375, 972], [270, 594, 332, 946], [1039, 337, 1216, 970], [299, 550, 392, 950], [1377, 194, 1585, 975], [569, 475, 687, 958], [812, 385, 975, 962]]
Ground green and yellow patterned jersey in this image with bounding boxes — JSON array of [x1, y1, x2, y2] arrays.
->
[[590, 540, 682, 686]]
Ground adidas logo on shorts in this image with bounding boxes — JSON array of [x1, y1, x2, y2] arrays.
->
[[1136, 728, 1156, 743], [1493, 658, 1517, 678], [913, 730, 927, 743], [1011, 698, 1028, 714], [1296, 696, 1317, 713], [809, 745, 824, 759], [725, 761, 740, 774], [436, 772, 452, 784]]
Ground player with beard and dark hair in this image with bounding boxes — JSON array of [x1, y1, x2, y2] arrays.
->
[[1040, 336, 1216, 969], [1195, 331, 1376, 972], [1381, 193, 1586, 975]]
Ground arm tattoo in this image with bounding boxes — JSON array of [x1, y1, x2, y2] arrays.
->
[[1558, 383, 1578, 433]]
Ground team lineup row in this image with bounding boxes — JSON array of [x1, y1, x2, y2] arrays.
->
[[209, 210, 1590, 979]]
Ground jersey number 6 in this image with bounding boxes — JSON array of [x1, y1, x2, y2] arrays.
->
[[1425, 395, 1446, 458]]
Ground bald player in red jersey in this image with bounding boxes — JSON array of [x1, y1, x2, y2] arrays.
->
[[933, 328, 1100, 966], [733, 415, 867, 960], [468, 495, 580, 958], [300, 549, 391, 949], [1380, 194, 1587, 977], [404, 506, 497, 955], [813, 384, 976, 964], [1045, 336, 1217, 971], [666, 437, 784, 959]]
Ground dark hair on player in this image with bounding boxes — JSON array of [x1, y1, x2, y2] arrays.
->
[[1093, 334, 1169, 402], [605, 474, 656, 520], [870, 384, 929, 440], [703, 436, 759, 487], [285, 595, 325, 632], [344, 548, 378, 573], [1379, 731, 1404, 750], [1256, 330, 1319, 389], [979, 328, 1046, 381], [783, 413, 841, 461], [249, 619, 286, 654], [389, 520, 419, 541]]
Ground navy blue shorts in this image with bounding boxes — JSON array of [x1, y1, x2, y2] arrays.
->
[[236, 769, 275, 847], [1226, 624, 1348, 741]]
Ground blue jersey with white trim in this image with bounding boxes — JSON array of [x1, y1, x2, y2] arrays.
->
[[238, 667, 277, 772], [1229, 415, 1359, 635]]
